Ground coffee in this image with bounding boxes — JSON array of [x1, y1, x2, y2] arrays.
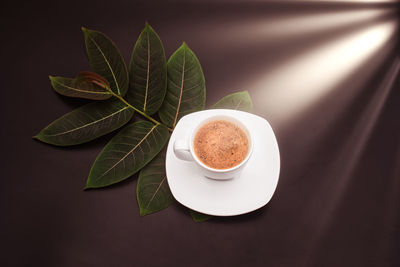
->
[[193, 120, 249, 169]]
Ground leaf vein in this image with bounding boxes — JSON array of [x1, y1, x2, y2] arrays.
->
[[146, 176, 166, 209], [96, 124, 158, 180], [88, 35, 121, 95], [172, 49, 185, 128], [43, 107, 129, 137]]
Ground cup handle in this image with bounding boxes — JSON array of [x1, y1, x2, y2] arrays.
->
[[173, 139, 194, 161]]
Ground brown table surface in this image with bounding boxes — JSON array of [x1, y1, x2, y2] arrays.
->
[[2, 1, 399, 266]]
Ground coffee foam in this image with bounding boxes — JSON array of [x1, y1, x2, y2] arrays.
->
[[193, 120, 249, 169]]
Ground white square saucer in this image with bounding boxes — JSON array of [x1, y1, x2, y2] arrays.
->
[[166, 109, 280, 216]]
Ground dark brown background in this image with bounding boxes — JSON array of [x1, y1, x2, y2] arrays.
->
[[1, 1, 399, 266]]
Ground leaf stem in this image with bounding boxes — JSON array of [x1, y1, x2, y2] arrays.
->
[[105, 88, 172, 132]]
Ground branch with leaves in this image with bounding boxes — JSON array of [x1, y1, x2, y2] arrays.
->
[[34, 23, 253, 222]]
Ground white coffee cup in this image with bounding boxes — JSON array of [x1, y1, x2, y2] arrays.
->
[[173, 113, 253, 180]]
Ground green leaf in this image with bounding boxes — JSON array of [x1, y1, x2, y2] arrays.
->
[[34, 100, 133, 146], [82, 27, 128, 96], [158, 43, 206, 128], [137, 148, 174, 216], [86, 121, 169, 188], [128, 23, 167, 115], [189, 210, 212, 222], [211, 91, 253, 112], [49, 72, 112, 100]]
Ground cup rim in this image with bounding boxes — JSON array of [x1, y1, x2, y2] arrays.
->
[[189, 114, 253, 173]]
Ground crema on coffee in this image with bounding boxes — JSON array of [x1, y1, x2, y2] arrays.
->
[[193, 120, 249, 169]]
